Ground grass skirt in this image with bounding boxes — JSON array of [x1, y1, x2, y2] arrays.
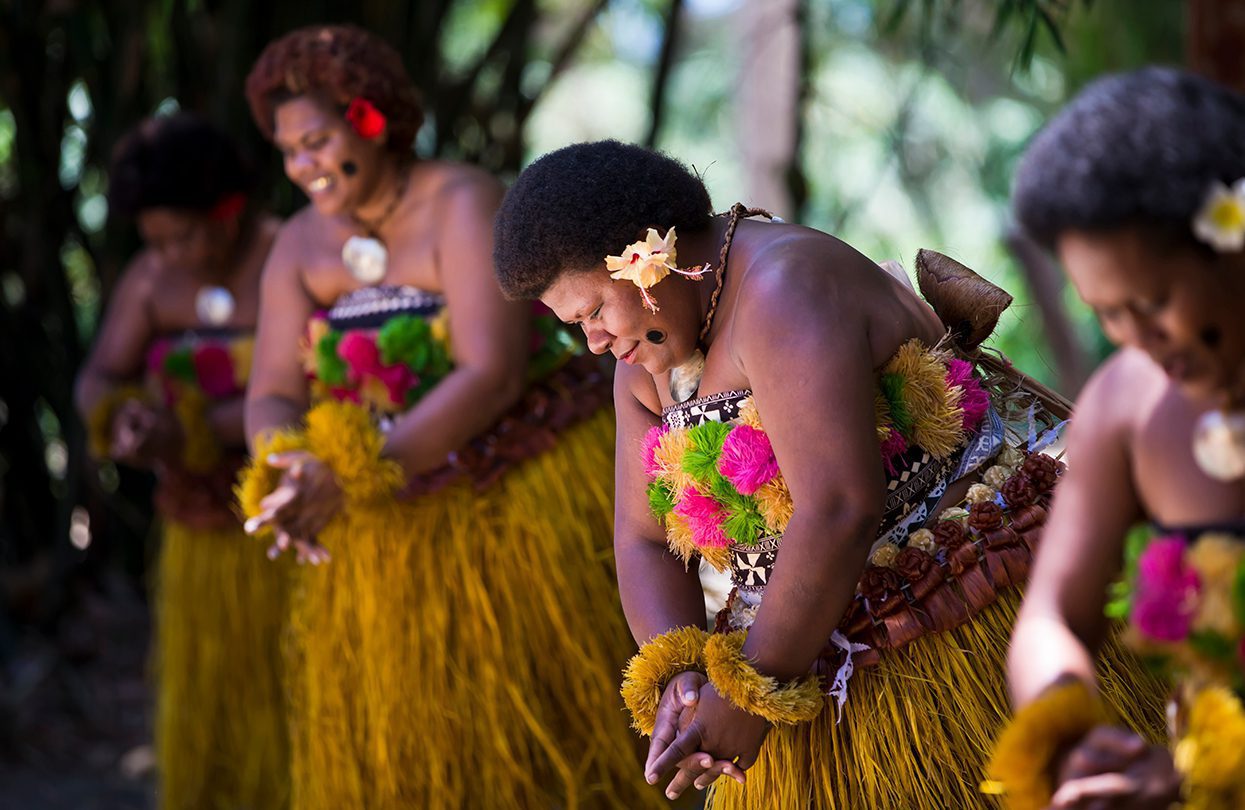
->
[[153, 519, 289, 810], [285, 409, 665, 809], [707, 591, 1168, 809]]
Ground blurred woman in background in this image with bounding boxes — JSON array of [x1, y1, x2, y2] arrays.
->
[[77, 113, 286, 810], [240, 25, 659, 809]]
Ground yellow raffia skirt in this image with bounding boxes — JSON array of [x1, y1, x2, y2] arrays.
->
[[707, 592, 1168, 810], [153, 519, 289, 810], [284, 408, 665, 809]]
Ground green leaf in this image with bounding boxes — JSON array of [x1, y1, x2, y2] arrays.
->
[[163, 347, 197, 383], [1232, 562, 1245, 628], [682, 422, 731, 482]]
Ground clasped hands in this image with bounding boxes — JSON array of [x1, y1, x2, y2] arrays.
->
[[1047, 725, 1182, 810], [243, 450, 341, 564], [644, 671, 768, 800]]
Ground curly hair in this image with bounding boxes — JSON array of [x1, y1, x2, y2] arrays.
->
[[1014, 66, 1245, 252], [108, 113, 253, 216], [245, 24, 423, 154], [494, 141, 714, 300]]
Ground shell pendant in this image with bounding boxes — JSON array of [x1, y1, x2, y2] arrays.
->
[[342, 235, 388, 285], [1192, 409, 1245, 481], [669, 348, 706, 404]]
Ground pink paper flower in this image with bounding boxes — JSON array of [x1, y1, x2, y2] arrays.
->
[[193, 344, 239, 399], [339, 331, 416, 405], [879, 428, 909, 477], [1131, 536, 1201, 642], [641, 424, 669, 478], [718, 424, 779, 495], [946, 359, 989, 431], [674, 488, 730, 549]]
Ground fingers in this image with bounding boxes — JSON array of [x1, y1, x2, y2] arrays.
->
[[1050, 772, 1137, 808], [647, 728, 700, 784], [293, 538, 330, 565], [266, 451, 310, 471], [1059, 726, 1148, 783], [693, 759, 745, 791], [672, 670, 704, 707], [663, 753, 713, 800]]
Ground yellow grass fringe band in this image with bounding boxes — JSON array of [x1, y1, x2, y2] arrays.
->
[[85, 384, 147, 460], [703, 631, 823, 726], [1175, 685, 1245, 810], [705, 591, 1168, 810], [622, 626, 710, 735], [153, 519, 289, 810], [981, 679, 1104, 810], [266, 406, 666, 810]]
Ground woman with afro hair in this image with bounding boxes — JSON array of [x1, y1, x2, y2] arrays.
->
[[991, 68, 1245, 810], [77, 113, 287, 809], [240, 25, 659, 810], [493, 139, 1167, 808]]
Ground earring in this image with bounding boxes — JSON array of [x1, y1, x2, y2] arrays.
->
[[645, 330, 667, 344]]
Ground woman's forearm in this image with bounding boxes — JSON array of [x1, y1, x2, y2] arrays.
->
[[245, 393, 307, 451], [616, 539, 709, 644], [381, 364, 524, 476], [207, 396, 248, 450], [1008, 610, 1100, 707], [738, 506, 877, 682]]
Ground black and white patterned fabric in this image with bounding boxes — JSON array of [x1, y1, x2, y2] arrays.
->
[[327, 284, 445, 330], [661, 390, 748, 430]]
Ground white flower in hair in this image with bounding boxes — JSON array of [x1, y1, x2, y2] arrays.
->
[[604, 226, 707, 313], [1192, 179, 1245, 252]]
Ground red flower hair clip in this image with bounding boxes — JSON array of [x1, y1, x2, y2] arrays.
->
[[346, 97, 387, 140], [208, 192, 247, 222]]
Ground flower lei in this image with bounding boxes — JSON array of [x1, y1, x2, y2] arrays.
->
[[604, 226, 708, 313], [1116, 531, 1245, 695], [645, 397, 790, 570], [304, 305, 578, 414]]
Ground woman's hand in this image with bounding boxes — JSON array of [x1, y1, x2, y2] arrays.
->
[[646, 683, 765, 799], [244, 450, 342, 564], [1048, 725, 1182, 809], [111, 400, 181, 467]]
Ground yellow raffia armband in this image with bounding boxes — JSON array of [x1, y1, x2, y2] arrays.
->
[[702, 630, 824, 726], [85, 385, 147, 460], [235, 428, 309, 536], [981, 679, 1105, 810], [1176, 685, 1245, 810], [235, 400, 404, 534], [621, 626, 711, 735]]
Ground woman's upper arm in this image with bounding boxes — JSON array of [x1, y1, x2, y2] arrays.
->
[[735, 261, 885, 530], [1021, 358, 1142, 644], [77, 255, 157, 413], [246, 224, 315, 417], [437, 173, 529, 394], [614, 365, 668, 548]]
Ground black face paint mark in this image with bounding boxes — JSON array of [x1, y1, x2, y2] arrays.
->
[[1200, 324, 1223, 349], [341, 160, 358, 176], [645, 330, 667, 344]]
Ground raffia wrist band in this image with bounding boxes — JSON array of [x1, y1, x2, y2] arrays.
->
[[702, 630, 824, 726], [620, 626, 710, 735], [981, 679, 1105, 810]]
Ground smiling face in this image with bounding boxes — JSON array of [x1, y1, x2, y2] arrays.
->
[[542, 268, 704, 375], [272, 95, 387, 217], [1059, 227, 1245, 398]]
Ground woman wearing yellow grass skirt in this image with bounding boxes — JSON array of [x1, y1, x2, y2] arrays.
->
[[492, 140, 1167, 808], [987, 69, 1245, 810], [239, 25, 661, 810], [77, 114, 287, 810]]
